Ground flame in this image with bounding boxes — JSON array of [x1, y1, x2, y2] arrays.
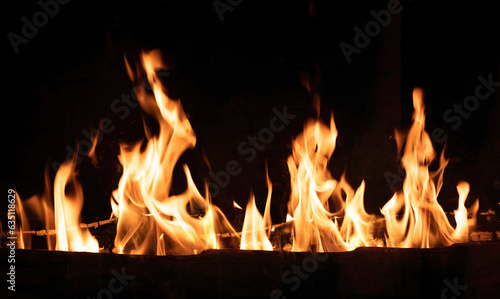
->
[[112, 50, 237, 255], [233, 200, 243, 210], [240, 168, 273, 250], [11, 191, 29, 249], [287, 107, 377, 252], [54, 159, 99, 252], [15, 169, 55, 250], [13, 161, 99, 252], [12, 56, 481, 254], [381, 88, 478, 248], [240, 195, 273, 250], [340, 178, 381, 248], [289, 71, 382, 252], [88, 129, 100, 167]]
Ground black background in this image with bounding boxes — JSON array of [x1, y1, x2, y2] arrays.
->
[[2, 0, 499, 230]]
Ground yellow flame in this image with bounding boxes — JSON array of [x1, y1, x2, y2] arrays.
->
[[54, 159, 99, 252], [287, 108, 375, 252], [381, 88, 478, 248], [14, 63, 480, 254], [13, 191, 28, 249], [13, 162, 98, 252], [240, 167, 273, 250], [240, 195, 273, 250], [112, 50, 237, 255], [88, 129, 100, 167], [233, 201, 243, 210]]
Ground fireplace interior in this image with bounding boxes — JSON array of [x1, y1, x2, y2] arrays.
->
[[2, 0, 500, 298]]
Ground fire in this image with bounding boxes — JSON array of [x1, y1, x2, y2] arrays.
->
[[112, 50, 237, 255], [233, 200, 243, 210], [9, 51, 480, 255], [12, 159, 99, 252], [17, 170, 56, 250], [340, 178, 382, 248], [240, 168, 273, 250], [240, 195, 273, 250], [54, 159, 99, 252], [287, 112, 343, 252], [287, 108, 378, 252], [87, 129, 100, 167], [10, 190, 29, 249], [381, 88, 479, 248], [286, 87, 478, 252]]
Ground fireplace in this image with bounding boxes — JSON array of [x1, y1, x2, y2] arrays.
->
[[2, 0, 500, 298]]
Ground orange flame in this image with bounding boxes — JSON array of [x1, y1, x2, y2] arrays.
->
[[11, 191, 29, 249], [233, 200, 243, 210], [240, 168, 273, 250], [381, 88, 478, 248], [287, 107, 377, 252], [340, 178, 381, 248], [87, 129, 100, 167], [15, 169, 55, 250], [14, 161, 98, 252], [12, 59, 481, 254], [112, 50, 237, 255], [54, 159, 99, 252]]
